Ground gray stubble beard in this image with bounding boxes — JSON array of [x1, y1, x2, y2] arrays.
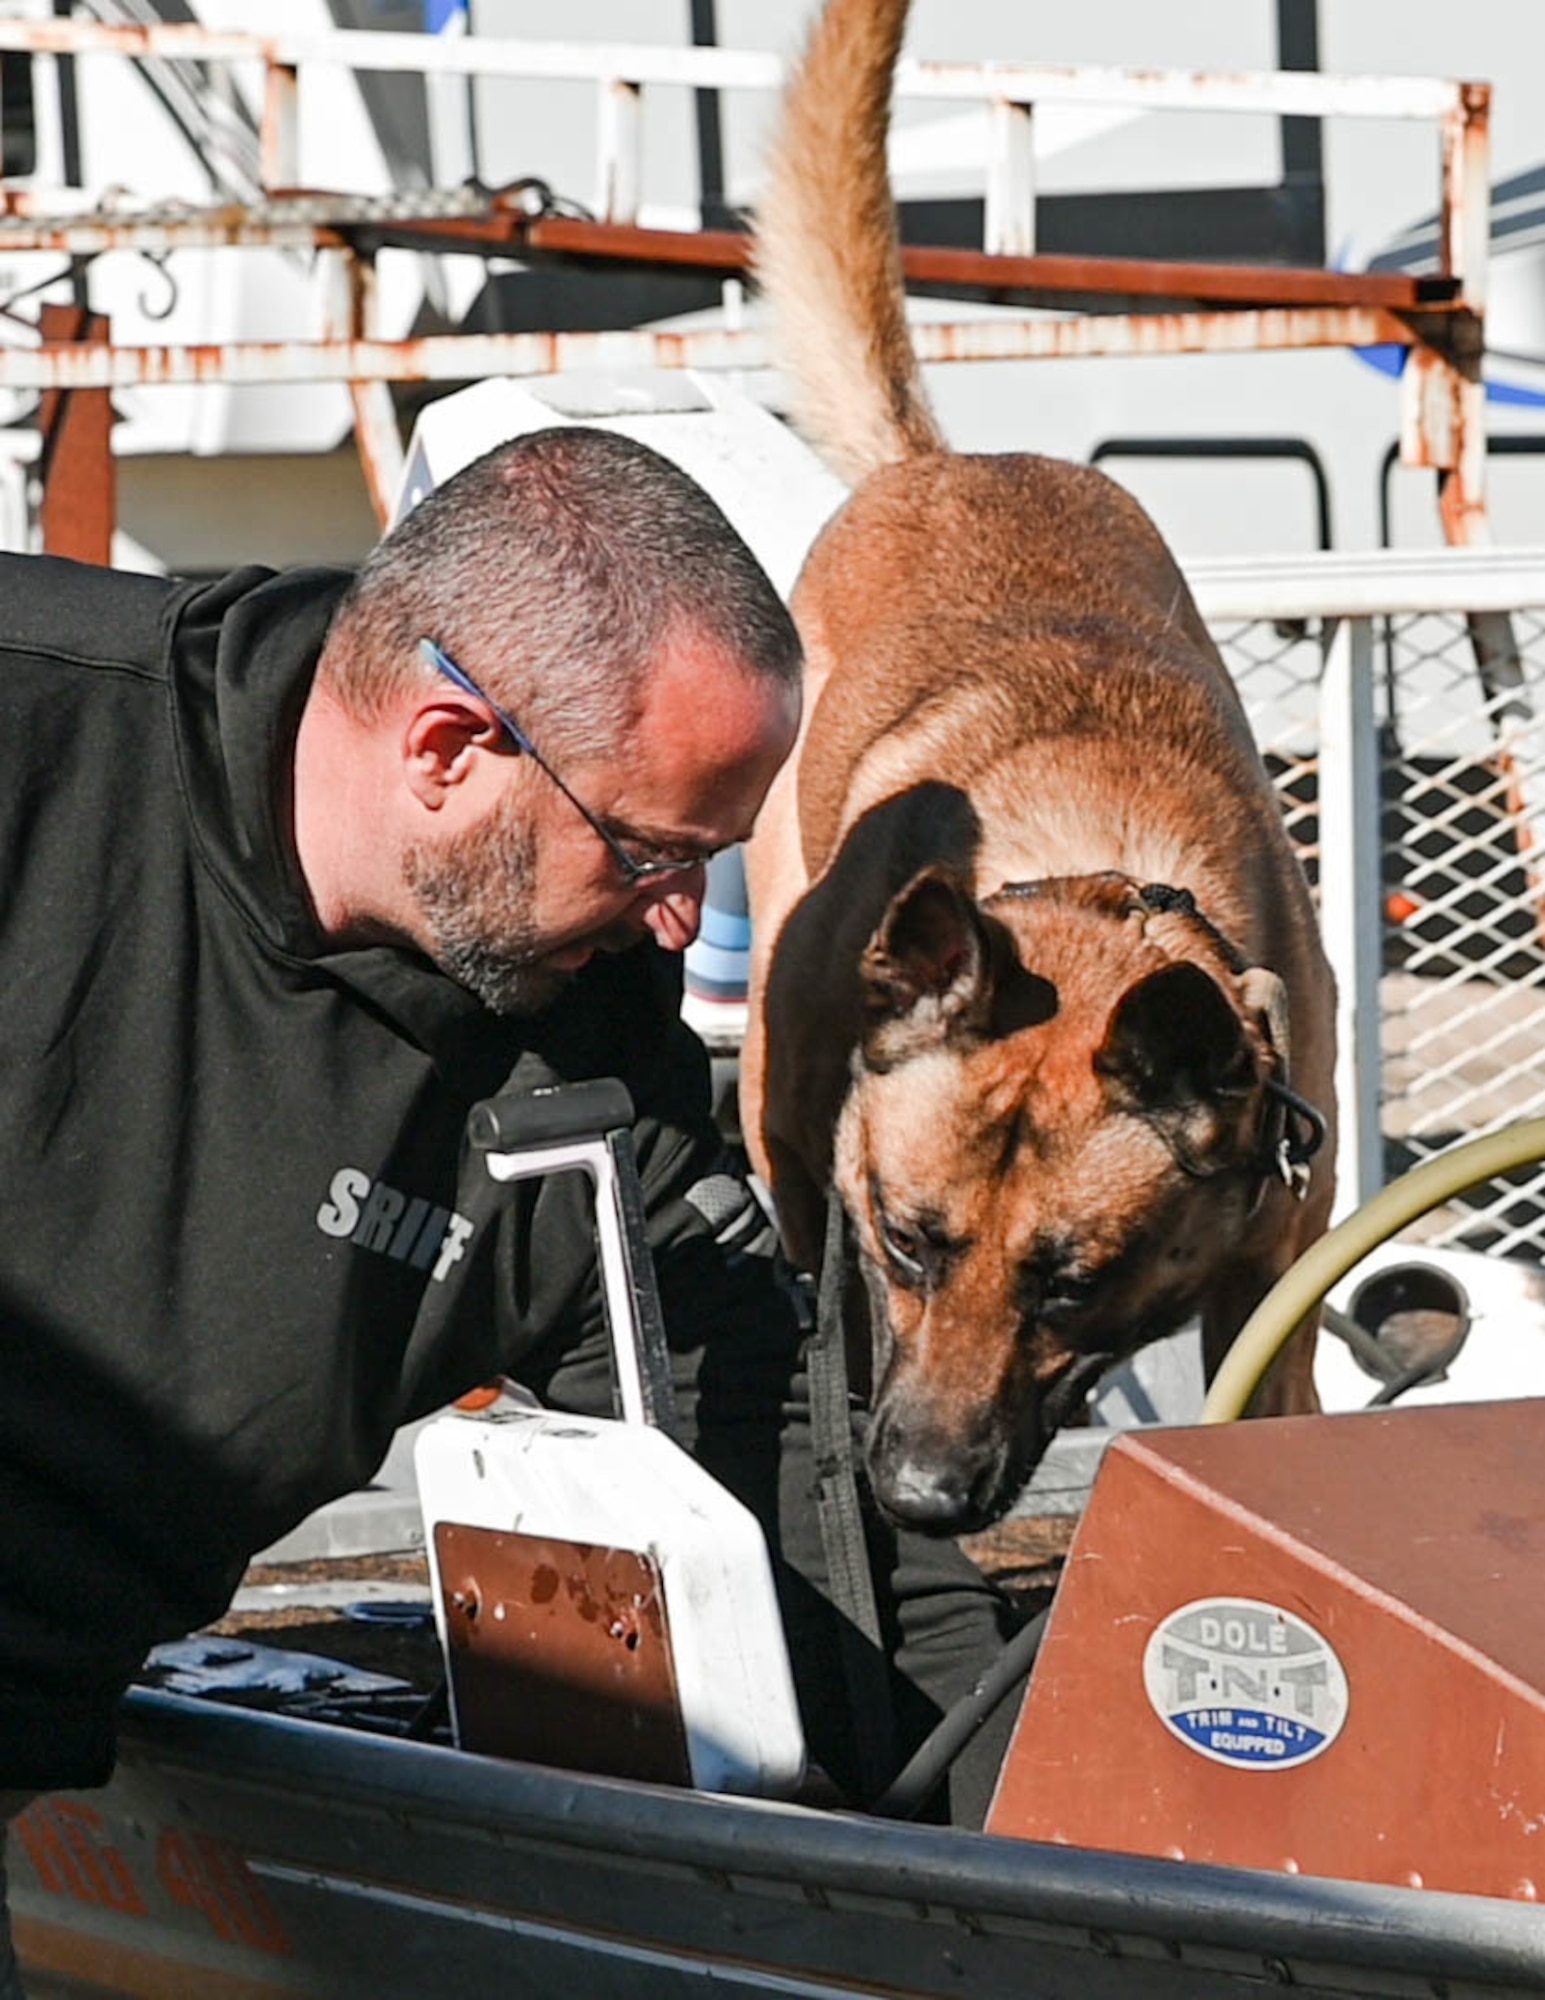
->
[[402, 796, 570, 1017]]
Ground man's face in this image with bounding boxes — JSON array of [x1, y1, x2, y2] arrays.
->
[[402, 780, 574, 1014], [404, 632, 798, 1015]]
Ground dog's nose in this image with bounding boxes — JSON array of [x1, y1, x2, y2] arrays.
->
[[887, 1483, 967, 1531], [876, 1456, 988, 1534], [869, 1391, 1017, 1534]]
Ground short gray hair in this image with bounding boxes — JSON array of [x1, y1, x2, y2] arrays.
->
[[320, 426, 801, 760]]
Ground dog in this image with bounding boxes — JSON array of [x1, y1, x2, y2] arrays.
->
[[738, 0, 1338, 1537]]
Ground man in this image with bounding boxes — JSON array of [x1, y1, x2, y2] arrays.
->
[[0, 426, 1018, 1985]]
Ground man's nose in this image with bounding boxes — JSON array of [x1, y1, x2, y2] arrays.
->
[[639, 868, 706, 953]]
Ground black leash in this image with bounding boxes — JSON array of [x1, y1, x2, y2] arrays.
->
[[809, 1187, 897, 1803]]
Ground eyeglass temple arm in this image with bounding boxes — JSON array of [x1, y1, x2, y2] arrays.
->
[[417, 638, 538, 758]]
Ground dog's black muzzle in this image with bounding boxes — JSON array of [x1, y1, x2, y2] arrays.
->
[[866, 1342, 1118, 1536]]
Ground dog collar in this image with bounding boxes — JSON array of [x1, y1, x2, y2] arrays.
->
[[1261, 1075, 1328, 1202], [1133, 881, 1328, 1205], [995, 873, 1327, 1204]]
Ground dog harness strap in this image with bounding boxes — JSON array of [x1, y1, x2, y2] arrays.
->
[[811, 1186, 897, 1801], [998, 872, 1329, 1210]]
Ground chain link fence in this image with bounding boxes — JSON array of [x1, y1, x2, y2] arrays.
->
[[1216, 603, 1545, 1261]]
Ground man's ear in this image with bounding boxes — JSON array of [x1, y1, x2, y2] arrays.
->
[[401, 697, 504, 809], [1094, 961, 1260, 1172]]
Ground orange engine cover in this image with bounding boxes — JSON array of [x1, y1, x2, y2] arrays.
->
[[987, 1398, 1545, 1902]]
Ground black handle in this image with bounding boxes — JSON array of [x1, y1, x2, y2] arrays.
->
[[467, 1078, 637, 1152]]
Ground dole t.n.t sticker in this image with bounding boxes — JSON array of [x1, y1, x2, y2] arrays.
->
[[1143, 1597, 1348, 1770]]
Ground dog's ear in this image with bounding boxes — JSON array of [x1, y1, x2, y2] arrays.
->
[[859, 867, 996, 1069], [1238, 965, 1291, 1071], [1094, 962, 1260, 1171]]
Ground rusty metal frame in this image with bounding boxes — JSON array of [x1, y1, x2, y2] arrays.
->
[[0, 18, 1495, 542], [33, 302, 113, 565]]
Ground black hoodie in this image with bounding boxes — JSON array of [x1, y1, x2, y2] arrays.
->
[[0, 552, 790, 1789]]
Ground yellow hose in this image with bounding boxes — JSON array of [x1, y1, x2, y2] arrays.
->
[[1200, 1116, 1545, 1424]]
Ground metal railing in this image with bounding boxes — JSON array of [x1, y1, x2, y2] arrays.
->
[[0, 15, 1497, 539], [1191, 547, 1545, 1255], [0, 18, 1488, 243]]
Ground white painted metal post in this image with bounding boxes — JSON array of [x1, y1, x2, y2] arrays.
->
[[596, 74, 642, 224], [260, 60, 300, 190], [984, 98, 1035, 256], [1317, 615, 1385, 1218], [1427, 85, 1490, 547], [336, 250, 407, 530], [1443, 87, 1491, 324]]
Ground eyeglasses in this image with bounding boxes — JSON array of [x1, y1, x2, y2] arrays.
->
[[418, 638, 714, 886]]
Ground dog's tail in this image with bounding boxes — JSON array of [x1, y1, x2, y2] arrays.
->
[[756, 0, 944, 485]]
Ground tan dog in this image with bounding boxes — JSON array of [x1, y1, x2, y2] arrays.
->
[[739, 0, 1338, 1535]]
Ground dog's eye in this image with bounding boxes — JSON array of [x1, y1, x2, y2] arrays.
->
[[879, 1218, 926, 1284], [1034, 1270, 1098, 1319]]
